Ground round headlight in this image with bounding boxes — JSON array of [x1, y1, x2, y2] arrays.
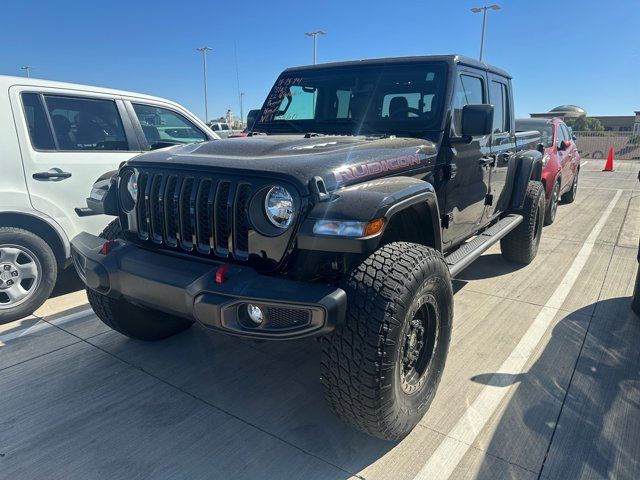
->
[[120, 170, 138, 212], [264, 186, 295, 229]]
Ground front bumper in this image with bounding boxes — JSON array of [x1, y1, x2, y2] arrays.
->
[[71, 232, 347, 340]]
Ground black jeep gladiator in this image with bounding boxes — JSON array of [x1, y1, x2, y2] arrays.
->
[[72, 55, 544, 440]]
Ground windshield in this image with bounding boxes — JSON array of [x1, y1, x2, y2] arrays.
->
[[254, 62, 448, 135], [516, 119, 555, 147]]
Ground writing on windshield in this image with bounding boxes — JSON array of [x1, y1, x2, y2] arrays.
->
[[255, 62, 448, 135]]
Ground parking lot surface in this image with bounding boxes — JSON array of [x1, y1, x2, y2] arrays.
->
[[1, 159, 639, 480]]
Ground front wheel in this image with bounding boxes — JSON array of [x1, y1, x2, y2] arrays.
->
[[0, 228, 57, 324], [321, 242, 453, 441], [500, 181, 545, 264], [87, 219, 193, 341]]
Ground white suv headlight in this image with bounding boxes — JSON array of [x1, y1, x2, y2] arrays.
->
[[264, 186, 295, 229]]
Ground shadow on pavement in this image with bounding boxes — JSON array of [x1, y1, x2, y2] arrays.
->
[[471, 297, 640, 479], [51, 267, 84, 298], [456, 253, 527, 281]]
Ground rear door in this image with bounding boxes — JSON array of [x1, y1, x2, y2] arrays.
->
[[487, 74, 516, 219], [10, 88, 140, 240], [559, 123, 577, 186]]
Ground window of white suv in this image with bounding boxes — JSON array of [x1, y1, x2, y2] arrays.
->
[[21, 93, 56, 150], [132, 103, 207, 149], [44, 95, 128, 150]]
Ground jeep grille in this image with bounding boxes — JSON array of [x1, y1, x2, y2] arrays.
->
[[131, 170, 255, 261]]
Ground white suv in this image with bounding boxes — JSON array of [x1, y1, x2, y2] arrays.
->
[[0, 75, 217, 323]]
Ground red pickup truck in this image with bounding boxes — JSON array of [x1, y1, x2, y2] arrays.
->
[[516, 118, 581, 225]]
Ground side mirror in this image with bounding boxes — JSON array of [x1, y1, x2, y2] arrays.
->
[[536, 143, 545, 154], [461, 104, 494, 137], [246, 109, 260, 131], [559, 139, 571, 151]]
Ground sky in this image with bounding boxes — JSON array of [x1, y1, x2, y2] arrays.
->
[[2, 0, 639, 121]]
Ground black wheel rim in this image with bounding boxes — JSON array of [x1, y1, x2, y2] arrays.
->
[[400, 295, 439, 395]]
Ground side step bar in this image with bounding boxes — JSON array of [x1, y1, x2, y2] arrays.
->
[[445, 214, 523, 278]]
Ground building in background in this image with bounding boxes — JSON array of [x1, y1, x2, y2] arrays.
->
[[530, 105, 640, 132]]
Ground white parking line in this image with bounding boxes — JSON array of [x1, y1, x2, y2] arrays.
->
[[0, 308, 94, 346], [413, 189, 623, 480]]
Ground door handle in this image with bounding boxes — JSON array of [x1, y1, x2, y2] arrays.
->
[[32, 169, 72, 180]]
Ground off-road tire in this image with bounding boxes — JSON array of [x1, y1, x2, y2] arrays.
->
[[86, 219, 193, 341], [544, 179, 560, 226], [561, 169, 579, 203], [632, 265, 640, 316], [321, 242, 453, 441], [0, 228, 57, 324], [501, 181, 545, 264]]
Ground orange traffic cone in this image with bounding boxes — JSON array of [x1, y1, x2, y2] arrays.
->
[[603, 147, 615, 171]]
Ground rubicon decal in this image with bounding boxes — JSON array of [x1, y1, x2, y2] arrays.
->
[[333, 154, 424, 184]]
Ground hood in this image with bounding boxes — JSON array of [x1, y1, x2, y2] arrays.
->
[[127, 135, 439, 194]]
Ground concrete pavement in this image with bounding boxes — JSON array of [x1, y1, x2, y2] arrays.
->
[[1, 159, 639, 480]]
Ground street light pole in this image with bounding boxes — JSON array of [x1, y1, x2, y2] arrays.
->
[[239, 92, 245, 127], [470, 5, 501, 62], [196, 47, 213, 123], [305, 30, 326, 64], [21, 65, 33, 78]]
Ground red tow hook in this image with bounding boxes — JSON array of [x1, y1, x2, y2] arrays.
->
[[100, 240, 116, 255], [215, 265, 230, 284]]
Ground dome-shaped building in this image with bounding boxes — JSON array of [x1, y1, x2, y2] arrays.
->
[[530, 104, 587, 120], [549, 105, 587, 117]]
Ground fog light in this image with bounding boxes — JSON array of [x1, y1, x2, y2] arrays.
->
[[247, 304, 264, 326]]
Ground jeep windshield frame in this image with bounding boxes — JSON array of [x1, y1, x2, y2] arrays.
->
[[253, 61, 448, 136]]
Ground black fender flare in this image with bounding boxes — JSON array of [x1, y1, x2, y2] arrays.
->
[[505, 150, 543, 211], [297, 176, 441, 254]]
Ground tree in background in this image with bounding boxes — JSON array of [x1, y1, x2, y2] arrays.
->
[[566, 116, 605, 131]]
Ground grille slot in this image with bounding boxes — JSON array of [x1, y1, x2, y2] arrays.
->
[[214, 181, 232, 256], [149, 174, 165, 244], [195, 179, 214, 253], [233, 184, 252, 259], [136, 172, 150, 240], [133, 170, 256, 261]]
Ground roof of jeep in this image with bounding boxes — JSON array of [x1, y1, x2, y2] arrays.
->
[[283, 54, 511, 79]]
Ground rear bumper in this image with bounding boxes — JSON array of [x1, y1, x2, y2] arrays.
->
[[71, 232, 347, 340]]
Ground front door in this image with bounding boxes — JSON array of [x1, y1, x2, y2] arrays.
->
[[442, 71, 491, 246], [10, 89, 140, 240], [487, 74, 515, 219]]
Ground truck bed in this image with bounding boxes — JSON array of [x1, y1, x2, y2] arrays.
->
[[515, 130, 541, 151]]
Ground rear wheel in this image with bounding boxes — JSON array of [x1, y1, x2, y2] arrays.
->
[[87, 219, 193, 341], [0, 228, 57, 324], [561, 169, 579, 203], [500, 181, 545, 264], [544, 179, 560, 226], [321, 242, 453, 441]]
